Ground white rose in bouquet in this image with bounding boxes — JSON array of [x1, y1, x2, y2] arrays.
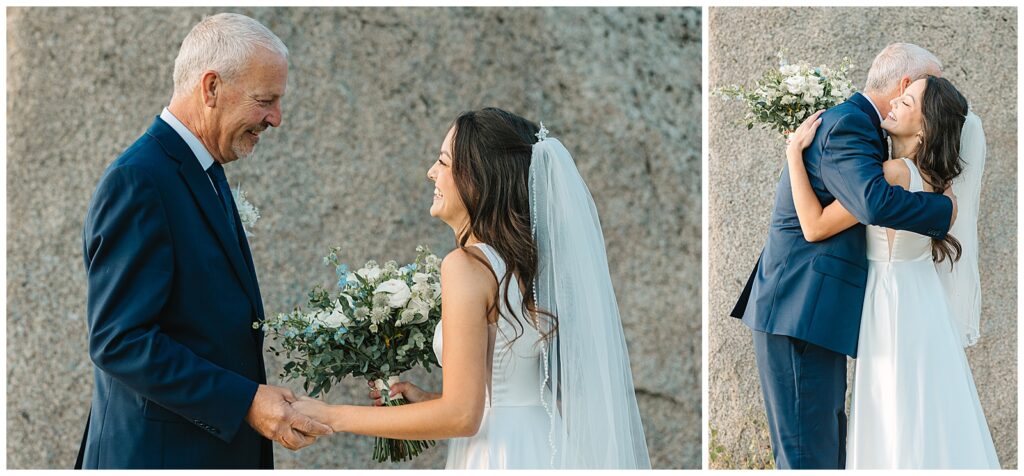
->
[[783, 74, 806, 94], [357, 265, 383, 283], [321, 305, 351, 328], [375, 279, 412, 308]]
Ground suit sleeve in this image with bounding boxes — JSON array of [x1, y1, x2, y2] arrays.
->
[[819, 112, 953, 239], [83, 164, 259, 443]]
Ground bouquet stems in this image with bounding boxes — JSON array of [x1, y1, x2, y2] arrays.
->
[[371, 377, 435, 463], [372, 396, 436, 463]]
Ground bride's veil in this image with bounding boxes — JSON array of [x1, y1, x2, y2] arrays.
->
[[936, 110, 985, 347], [529, 132, 651, 468]]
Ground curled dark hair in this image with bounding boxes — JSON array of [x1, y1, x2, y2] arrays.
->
[[917, 75, 968, 265], [449, 107, 557, 343]]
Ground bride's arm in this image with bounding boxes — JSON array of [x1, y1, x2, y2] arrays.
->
[[292, 248, 492, 440], [787, 110, 860, 242]]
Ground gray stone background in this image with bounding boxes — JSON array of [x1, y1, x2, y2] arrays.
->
[[6, 7, 701, 469], [708, 7, 1017, 469]]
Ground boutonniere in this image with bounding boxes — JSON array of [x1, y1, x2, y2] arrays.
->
[[232, 184, 260, 238]]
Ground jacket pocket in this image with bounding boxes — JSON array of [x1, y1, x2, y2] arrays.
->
[[142, 398, 186, 424], [812, 254, 867, 288]]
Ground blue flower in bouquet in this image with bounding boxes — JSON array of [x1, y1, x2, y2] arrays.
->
[[335, 264, 350, 288]]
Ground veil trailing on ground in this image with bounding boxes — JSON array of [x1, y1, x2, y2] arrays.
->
[[937, 110, 985, 347], [529, 130, 651, 469]]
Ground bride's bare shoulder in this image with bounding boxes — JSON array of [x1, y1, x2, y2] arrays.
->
[[882, 158, 911, 189], [439, 247, 497, 313], [440, 247, 495, 285]]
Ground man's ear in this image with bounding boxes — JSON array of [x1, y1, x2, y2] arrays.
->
[[897, 76, 913, 96], [201, 70, 220, 107]]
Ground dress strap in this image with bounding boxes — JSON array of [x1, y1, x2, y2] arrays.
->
[[900, 157, 924, 192], [466, 244, 500, 407], [470, 243, 506, 278]]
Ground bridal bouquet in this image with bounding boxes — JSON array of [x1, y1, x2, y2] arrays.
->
[[256, 245, 443, 462], [715, 51, 856, 137]]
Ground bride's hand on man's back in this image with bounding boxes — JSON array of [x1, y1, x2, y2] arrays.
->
[[787, 109, 825, 153]]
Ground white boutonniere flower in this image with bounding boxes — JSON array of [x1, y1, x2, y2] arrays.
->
[[232, 184, 260, 237]]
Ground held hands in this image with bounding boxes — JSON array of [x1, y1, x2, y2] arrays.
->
[[787, 109, 825, 153], [245, 384, 333, 451], [291, 396, 334, 431]]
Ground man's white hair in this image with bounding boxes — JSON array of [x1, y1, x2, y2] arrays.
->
[[864, 42, 942, 94], [172, 13, 288, 96]]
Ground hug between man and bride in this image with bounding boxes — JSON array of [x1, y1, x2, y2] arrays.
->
[[731, 42, 999, 469], [75, 13, 650, 469]]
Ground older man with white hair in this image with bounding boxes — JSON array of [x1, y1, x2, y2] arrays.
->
[[731, 42, 959, 469], [77, 13, 332, 469]]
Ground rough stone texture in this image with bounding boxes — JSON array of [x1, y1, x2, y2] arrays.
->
[[6, 7, 701, 469], [708, 7, 1017, 469]]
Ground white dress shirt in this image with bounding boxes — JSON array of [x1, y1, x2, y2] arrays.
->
[[160, 108, 218, 192]]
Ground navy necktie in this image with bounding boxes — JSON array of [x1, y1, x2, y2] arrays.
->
[[206, 162, 240, 243]]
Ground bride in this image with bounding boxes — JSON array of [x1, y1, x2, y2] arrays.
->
[[293, 107, 651, 469], [785, 76, 999, 468]]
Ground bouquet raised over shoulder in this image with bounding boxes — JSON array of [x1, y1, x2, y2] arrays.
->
[[715, 51, 856, 138]]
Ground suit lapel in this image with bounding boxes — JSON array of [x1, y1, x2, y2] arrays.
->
[[237, 222, 266, 324], [239, 236, 266, 350], [146, 117, 262, 315]]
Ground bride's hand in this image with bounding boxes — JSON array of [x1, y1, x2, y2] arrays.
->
[[787, 109, 825, 154], [291, 396, 335, 432], [368, 379, 433, 405]]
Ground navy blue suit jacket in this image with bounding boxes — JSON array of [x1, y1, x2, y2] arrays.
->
[[731, 93, 953, 357], [78, 117, 272, 468]]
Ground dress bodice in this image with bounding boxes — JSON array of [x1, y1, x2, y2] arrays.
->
[[433, 243, 545, 407], [866, 158, 934, 263]]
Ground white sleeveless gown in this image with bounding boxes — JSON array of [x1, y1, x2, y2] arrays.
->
[[432, 243, 554, 469], [846, 158, 1000, 469]]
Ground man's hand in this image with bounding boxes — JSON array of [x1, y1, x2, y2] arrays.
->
[[944, 186, 958, 228], [245, 384, 333, 451]]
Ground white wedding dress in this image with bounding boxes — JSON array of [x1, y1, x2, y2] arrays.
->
[[432, 243, 554, 469], [846, 158, 999, 469]]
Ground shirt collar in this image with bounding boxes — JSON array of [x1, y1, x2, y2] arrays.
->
[[856, 91, 885, 123], [160, 107, 215, 172]]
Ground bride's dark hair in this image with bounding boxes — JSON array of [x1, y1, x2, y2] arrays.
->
[[449, 107, 556, 342], [916, 75, 968, 265]]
